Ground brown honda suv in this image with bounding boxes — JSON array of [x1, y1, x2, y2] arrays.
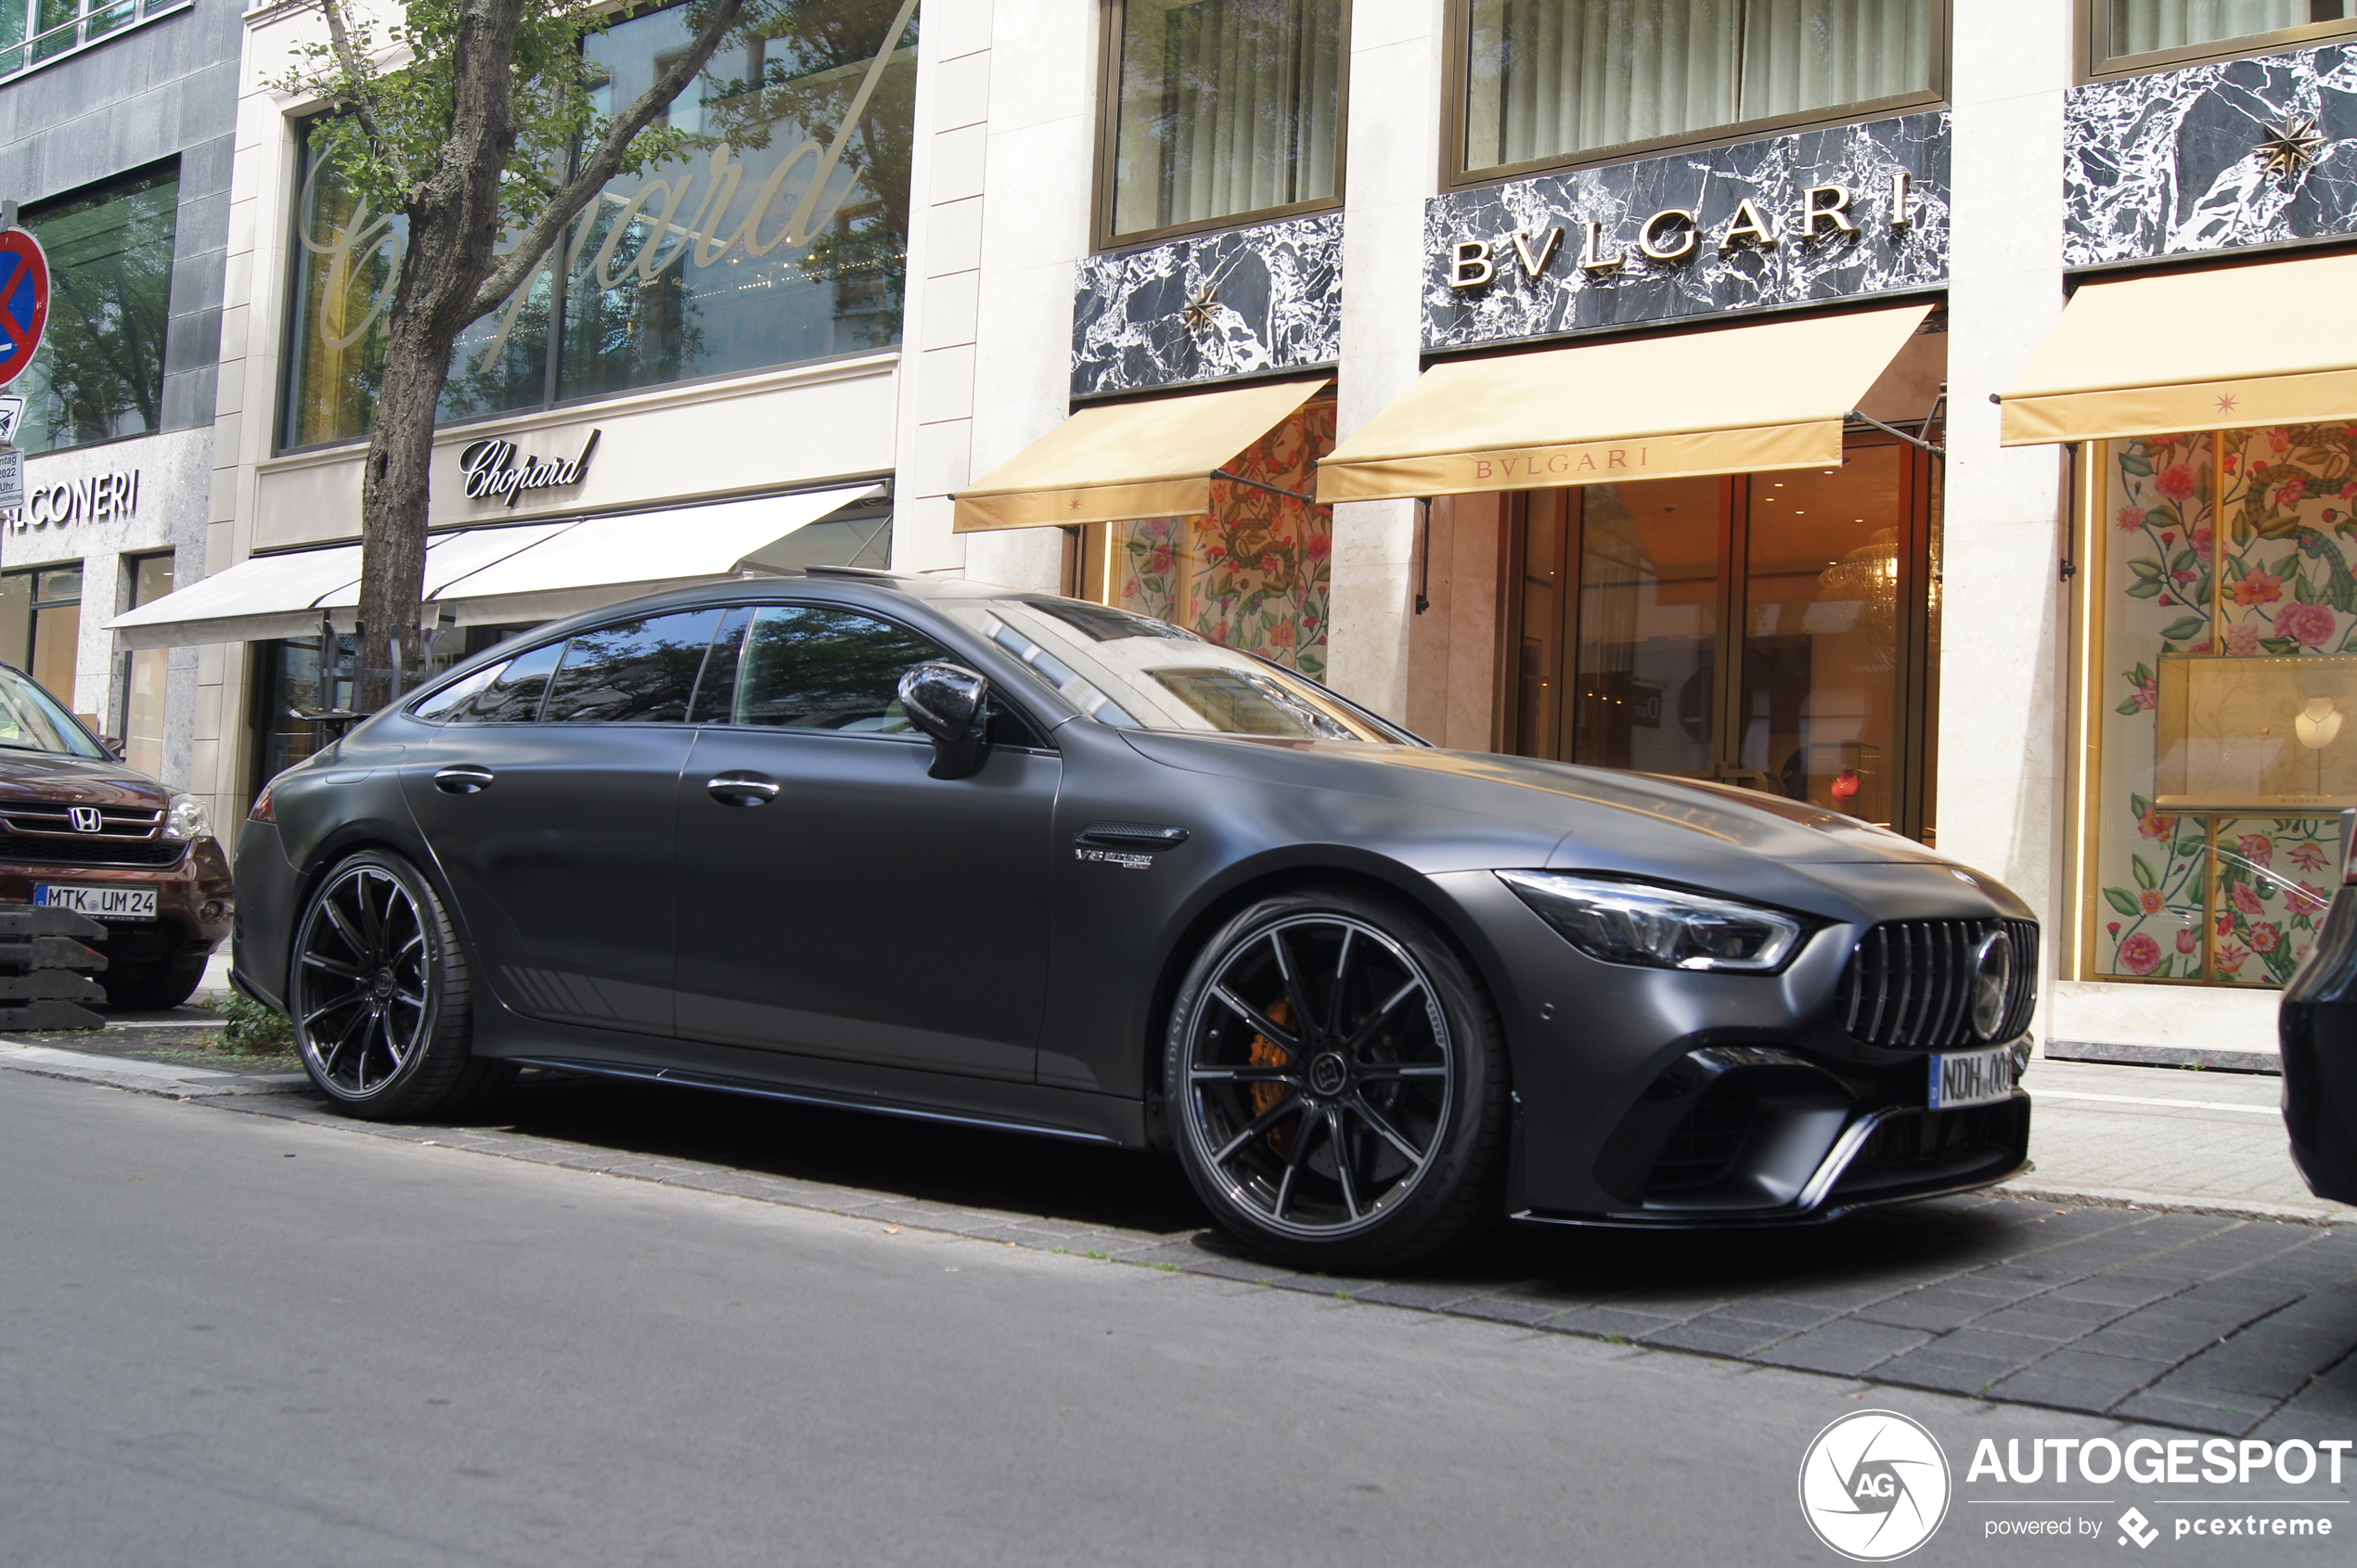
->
[[0, 662, 232, 1009]]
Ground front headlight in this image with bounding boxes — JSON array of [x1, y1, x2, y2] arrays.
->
[[1498, 870, 1803, 973], [162, 793, 212, 842]]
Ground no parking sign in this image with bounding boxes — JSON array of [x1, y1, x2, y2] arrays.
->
[[0, 225, 50, 389]]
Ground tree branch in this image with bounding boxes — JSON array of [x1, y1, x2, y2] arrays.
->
[[314, 0, 406, 187], [469, 0, 748, 316]]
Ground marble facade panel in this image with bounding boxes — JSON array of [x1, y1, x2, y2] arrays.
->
[[2066, 41, 2357, 267], [1070, 212, 1344, 398], [1423, 112, 1951, 351]]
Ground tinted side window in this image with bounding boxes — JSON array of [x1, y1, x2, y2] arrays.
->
[[413, 662, 504, 723], [542, 609, 728, 724], [733, 606, 940, 732], [453, 640, 565, 724]]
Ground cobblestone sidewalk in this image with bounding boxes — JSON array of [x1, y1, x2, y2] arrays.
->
[[89, 1067, 2336, 1446]]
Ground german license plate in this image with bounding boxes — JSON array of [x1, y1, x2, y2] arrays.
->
[[1928, 1046, 2016, 1111], [33, 884, 157, 921]]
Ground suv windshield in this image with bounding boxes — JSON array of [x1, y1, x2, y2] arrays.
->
[[935, 595, 1405, 743], [0, 665, 108, 760]]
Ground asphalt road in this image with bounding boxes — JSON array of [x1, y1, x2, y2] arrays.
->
[[2, 1069, 2350, 1568]]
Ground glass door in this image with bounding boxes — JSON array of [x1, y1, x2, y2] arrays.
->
[[1507, 433, 1938, 840]]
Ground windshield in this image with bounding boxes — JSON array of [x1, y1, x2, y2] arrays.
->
[[935, 595, 1403, 743], [0, 665, 108, 759]]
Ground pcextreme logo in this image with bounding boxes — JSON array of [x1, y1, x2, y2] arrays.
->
[[1799, 1409, 1953, 1561]]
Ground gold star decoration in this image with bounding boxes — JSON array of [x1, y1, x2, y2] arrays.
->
[[1178, 285, 1219, 333], [2256, 116, 2325, 175]]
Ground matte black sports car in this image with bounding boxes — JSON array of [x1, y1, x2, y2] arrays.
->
[[234, 571, 2037, 1268], [2278, 812, 2357, 1207]]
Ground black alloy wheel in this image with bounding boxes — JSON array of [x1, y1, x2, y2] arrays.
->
[[1166, 887, 1509, 1269], [290, 851, 509, 1119]]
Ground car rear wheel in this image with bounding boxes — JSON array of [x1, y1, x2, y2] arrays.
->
[[100, 956, 209, 1011], [290, 851, 510, 1119], [1165, 887, 1509, 1271]]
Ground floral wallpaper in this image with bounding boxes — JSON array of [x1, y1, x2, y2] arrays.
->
[[2094, 425, 2356, 987], [1113, 402, 1335, 679]]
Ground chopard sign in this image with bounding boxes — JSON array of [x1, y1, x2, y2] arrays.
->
[[459, 430, 599, 507], [1446, 173, 1916, 289]]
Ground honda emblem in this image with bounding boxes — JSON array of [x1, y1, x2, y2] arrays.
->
[[68, 806, 102, 833]]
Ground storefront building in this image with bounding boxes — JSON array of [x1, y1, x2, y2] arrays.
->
[[133, 1, 2357, 1064], [0, 0, 239, 784], [135, 0, 921, 831], [903, 0, 2357, 1068]]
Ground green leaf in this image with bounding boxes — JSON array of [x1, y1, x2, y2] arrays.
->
[[2104, 887, 2143, 917], [2158, 615, 2209, 642], [2132, 793, 2154, 816], [2128, 558, 2165, 580], [2132, 855, 2157, 889], [2117, 698, 2142, 714], [2261, 636, 2300, 653], [2126, 580, 2164, 598], [2119, 450, 2155, 477], [2153, 956, 2174, 979], [2296, 572, 2318, 604], [2175, 837, 2207, 858]]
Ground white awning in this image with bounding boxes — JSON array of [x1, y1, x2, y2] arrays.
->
[[106, 484, 882, 649]]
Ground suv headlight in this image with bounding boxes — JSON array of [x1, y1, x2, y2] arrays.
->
[[1499, 870, 1803, 973], [162, 793, 212, 842]]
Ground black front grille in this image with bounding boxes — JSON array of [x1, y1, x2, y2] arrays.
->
[[1644, 1086, 1755, 1195], [0, 838, 187, 868], [1835, 919, 2039, 1049], [1833, 1100, 2029, 1198]]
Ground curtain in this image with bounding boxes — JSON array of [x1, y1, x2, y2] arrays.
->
[[1464, 0, 1934, 173], [1112, 0, 1344, 236], [2110, 2, 2350, 57]]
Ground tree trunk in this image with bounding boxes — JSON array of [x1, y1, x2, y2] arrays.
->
[[352, 0, 526, 711]]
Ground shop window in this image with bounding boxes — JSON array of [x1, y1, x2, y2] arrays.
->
[[0, 0, 188, 82], [2084, 424, 2357, 989], [1088, 400, 1335, 680], [2093, 2, 2356, 75], [1506, 432, 1940, 839], [6, 165, 178, 456], [281, 0, 918, 450], [0, 566, 84, 707], [118, 552, 174, 777], [1455, 0, 1942, 183], [1102, 0, 1346, 245]]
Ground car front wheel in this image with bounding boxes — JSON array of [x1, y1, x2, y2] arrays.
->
[[290, 850, 509, 1119], [1165, 887, 1509, 1271]]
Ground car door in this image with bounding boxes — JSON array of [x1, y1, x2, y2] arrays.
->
[[673, 600, 1060, 1081], [402, 606, 728, 1037]]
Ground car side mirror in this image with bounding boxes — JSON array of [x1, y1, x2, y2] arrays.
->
[[897, 662, 993, 780]]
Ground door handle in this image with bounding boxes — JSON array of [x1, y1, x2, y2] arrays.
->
[[433, 765, 496, 795], [706, 772, 780, 806]]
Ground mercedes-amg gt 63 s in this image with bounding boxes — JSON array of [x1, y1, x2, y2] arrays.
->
[[234, 572, 2036, 1268]]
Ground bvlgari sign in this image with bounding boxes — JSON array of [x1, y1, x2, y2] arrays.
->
[[1424, 111, 1951, 351]]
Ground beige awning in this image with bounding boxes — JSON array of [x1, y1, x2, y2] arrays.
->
[[952, 379, 1329, 533], [1316, 303, 1936, 503], [2001, 251, 2357, 446]]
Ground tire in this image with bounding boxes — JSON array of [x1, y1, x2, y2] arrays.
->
[[100, 957, 209, 1011], [289, 850, 511, 1119], [1165, 886, 1510, 1271]]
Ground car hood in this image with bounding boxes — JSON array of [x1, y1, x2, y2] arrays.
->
[[0, 751, 173, 807], [1119, 733, 1955, 868]]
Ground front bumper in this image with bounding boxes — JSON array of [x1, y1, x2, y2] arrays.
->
[[0, 837, 233, 972], [1433, 867, 2037, 1226]]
